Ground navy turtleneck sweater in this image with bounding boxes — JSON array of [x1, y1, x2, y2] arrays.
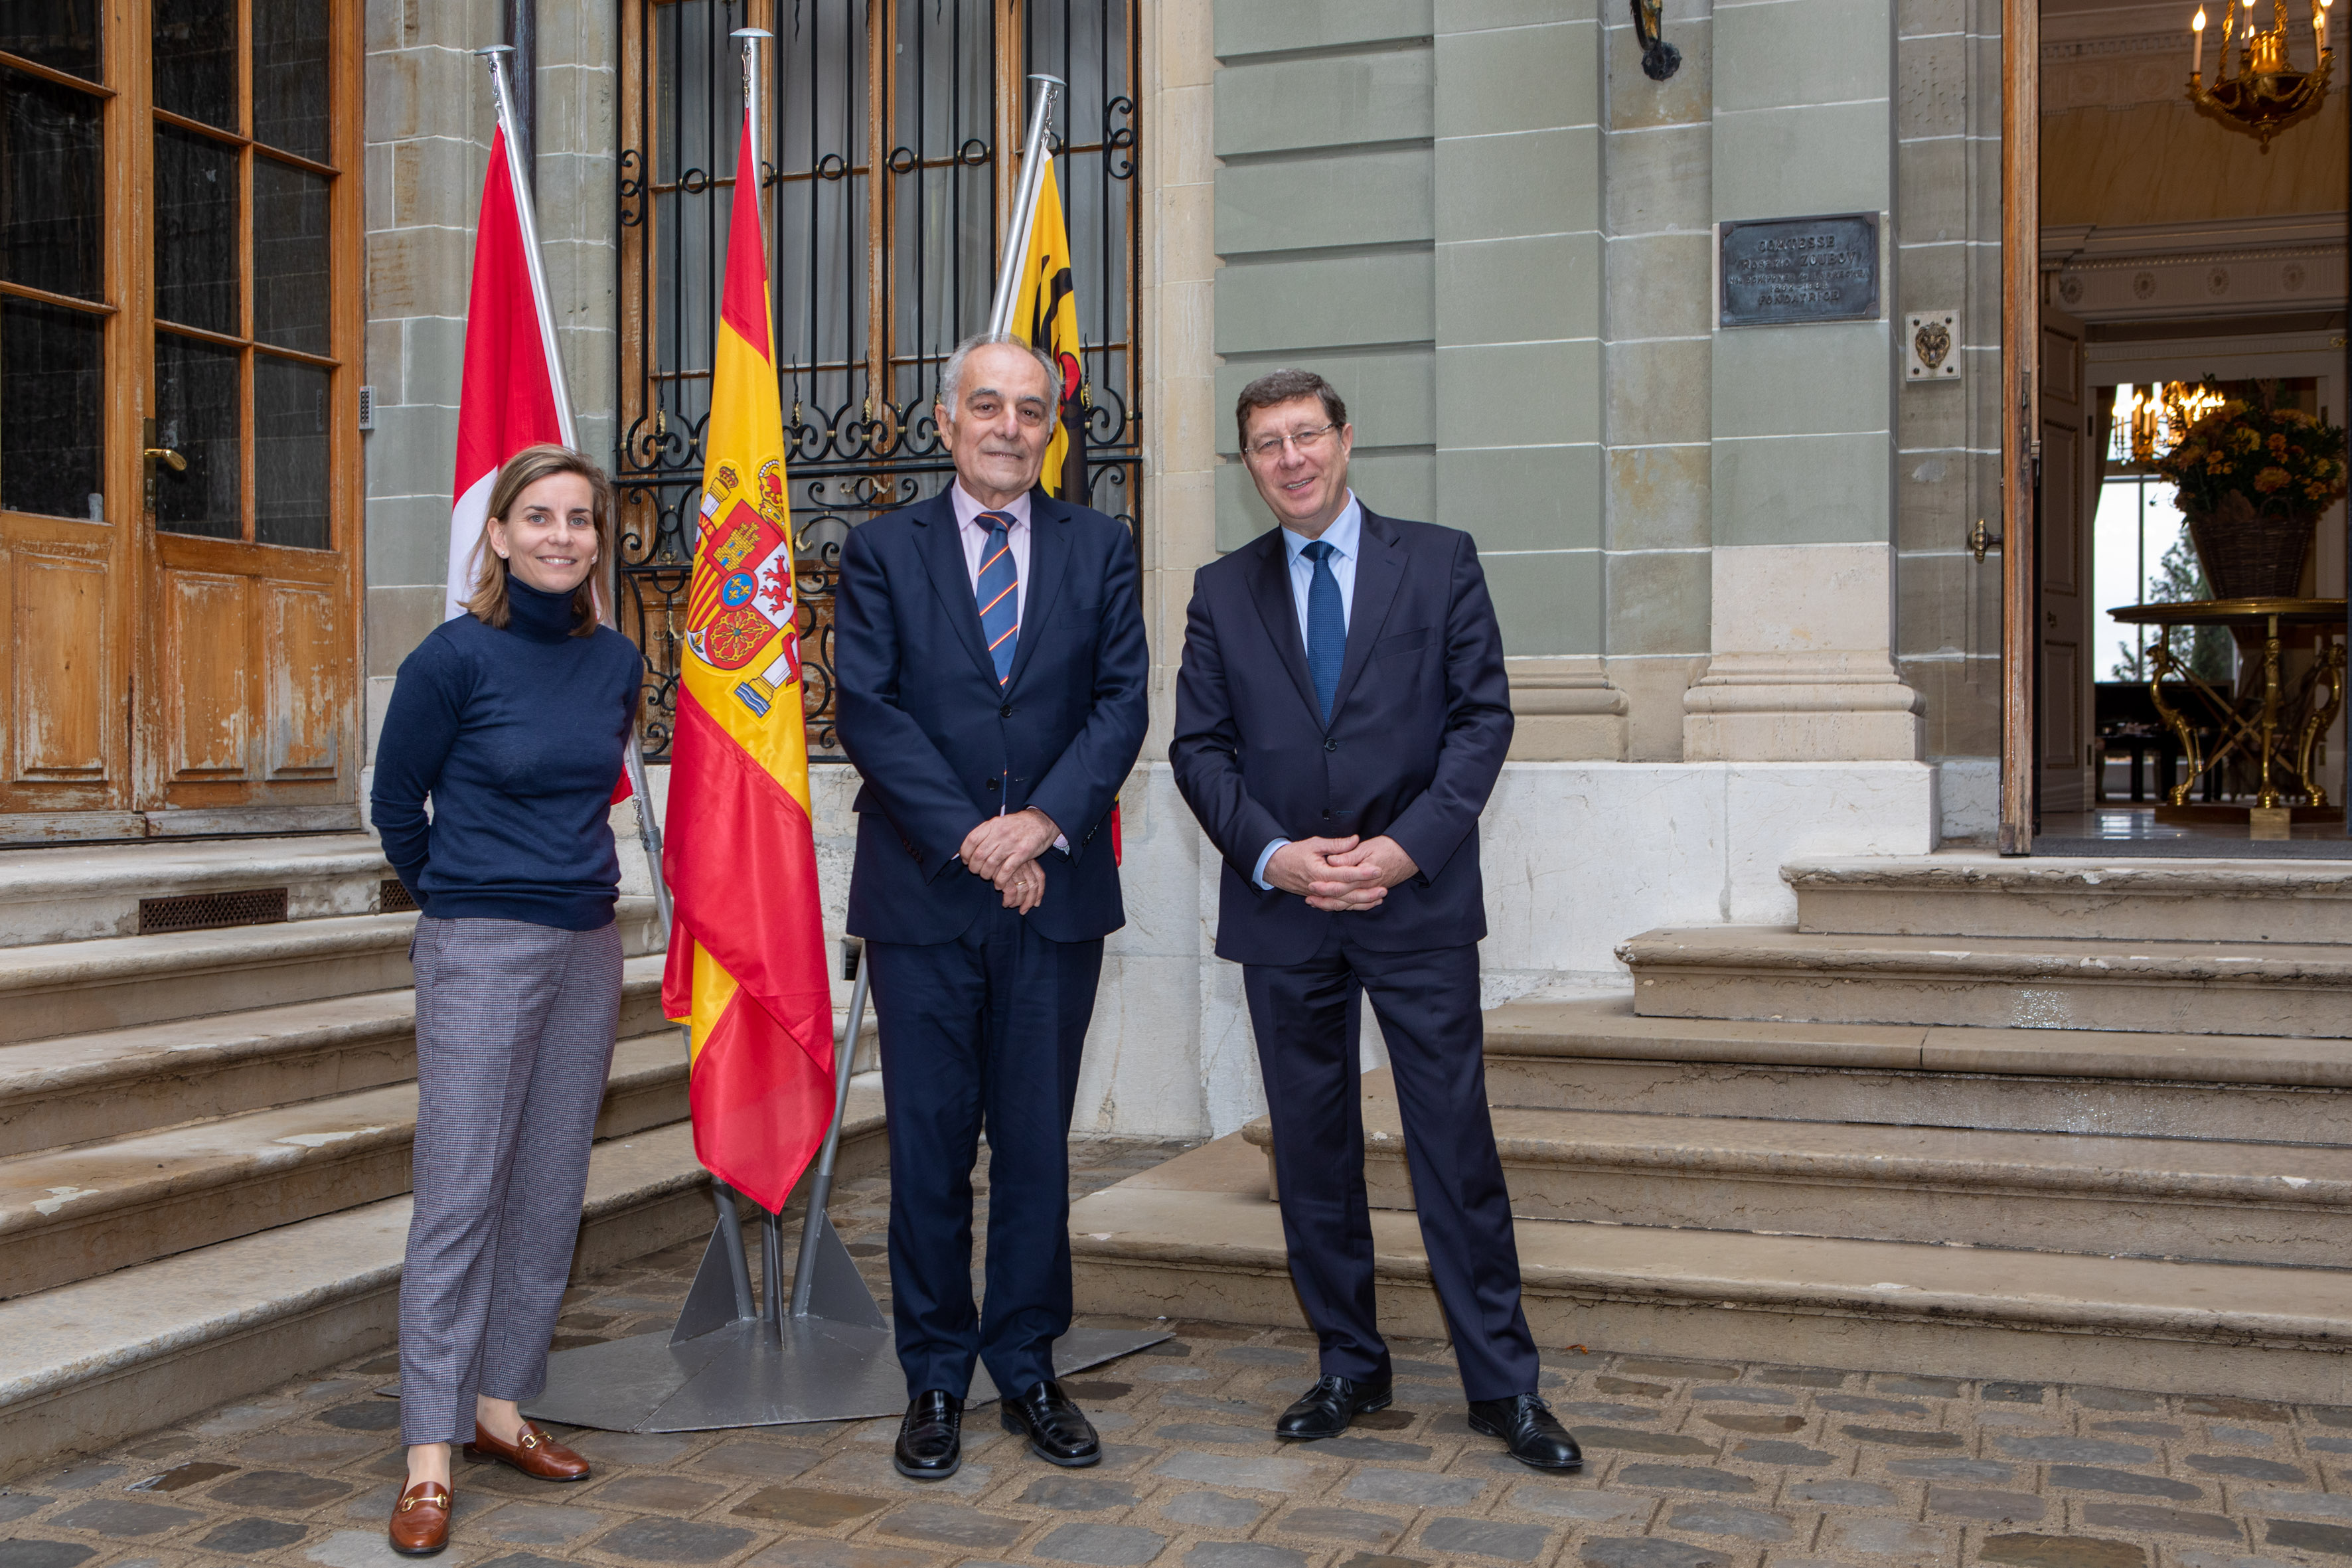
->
[[371, 577, 644, 930]]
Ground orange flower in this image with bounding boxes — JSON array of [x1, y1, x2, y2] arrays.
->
[[2253, 467, 2290, 493]]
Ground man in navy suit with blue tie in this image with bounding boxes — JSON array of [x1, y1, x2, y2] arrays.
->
[[835, 335, 1148, 1482], [1170, 369, 1580, 1472]]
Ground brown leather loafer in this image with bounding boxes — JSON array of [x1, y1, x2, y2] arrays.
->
[[388, 1480, 451, 1557], [462, 1419, 591, 1482]]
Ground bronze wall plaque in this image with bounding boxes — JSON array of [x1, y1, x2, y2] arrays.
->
[[1719, 212, 1881, 327]]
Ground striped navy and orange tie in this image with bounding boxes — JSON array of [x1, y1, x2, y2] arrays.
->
[[975, 510, 1020, 686]]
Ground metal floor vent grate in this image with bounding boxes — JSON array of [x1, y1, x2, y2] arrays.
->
[[378, 878, 417, 914], [139, 887, 290, 935]]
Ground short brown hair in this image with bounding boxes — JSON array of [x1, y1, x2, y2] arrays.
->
[[1235, 368, 1348, 452], [464, 443, 614, 637]]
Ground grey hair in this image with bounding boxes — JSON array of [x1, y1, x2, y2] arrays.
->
[[936, 332, 1059, 415]]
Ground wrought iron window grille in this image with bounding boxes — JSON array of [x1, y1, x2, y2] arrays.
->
[[614, 0, 1142, 762]]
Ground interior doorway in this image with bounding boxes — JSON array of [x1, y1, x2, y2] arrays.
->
[[2005, 0, 2349, 854]]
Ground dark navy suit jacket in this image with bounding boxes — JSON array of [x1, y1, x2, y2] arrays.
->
[[835, 487, 1149, 947], [1170, 507, 1513, 967]]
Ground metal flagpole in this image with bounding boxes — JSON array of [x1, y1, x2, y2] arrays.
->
[[477, 43, 673, 947], [986, 76, 1065, 337], [520, 36, 1166, 1439]]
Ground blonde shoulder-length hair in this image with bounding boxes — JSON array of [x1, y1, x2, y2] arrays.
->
[[464, 443, 615, 637]]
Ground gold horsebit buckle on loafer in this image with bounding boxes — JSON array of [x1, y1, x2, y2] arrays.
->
[[398, 1488, 450, 1512]]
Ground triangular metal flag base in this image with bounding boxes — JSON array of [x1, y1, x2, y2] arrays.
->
[[528, 937, 1167, 1433]]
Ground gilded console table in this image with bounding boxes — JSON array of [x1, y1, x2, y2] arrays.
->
[[2110, 597, 2346, 810]]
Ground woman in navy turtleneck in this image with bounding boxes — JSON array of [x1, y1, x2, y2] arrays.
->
[[370, 443, 643, 1557]]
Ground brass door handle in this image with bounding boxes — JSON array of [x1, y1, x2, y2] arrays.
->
[[144, 445, 187, 473], [1968, 518, 2002, 562]]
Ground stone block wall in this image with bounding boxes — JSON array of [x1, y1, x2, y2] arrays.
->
[[1893, 0, 2005, 838], [1202, 0, 2007, 773], [359, 0, 617, 766], [1602, 0, 1715, 759], [1209, 4, 1439, 550]]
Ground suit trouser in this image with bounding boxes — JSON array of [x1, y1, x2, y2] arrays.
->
[[870, 903, 1103, 1400], [1243, 923, 1539, 1403], [398, 915, 623, 1445]]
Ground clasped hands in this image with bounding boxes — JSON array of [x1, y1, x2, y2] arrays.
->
[[1265, 834, 1417, 912], [960, 806, 1059, 914]]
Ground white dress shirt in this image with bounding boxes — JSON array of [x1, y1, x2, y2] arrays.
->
[[950, 482, 1031, 622], [1253, 491, 1362, 889]]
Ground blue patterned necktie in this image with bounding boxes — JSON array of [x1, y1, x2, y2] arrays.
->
[[975, 510, 1020, 686], [1301, 538, 1344, 724]]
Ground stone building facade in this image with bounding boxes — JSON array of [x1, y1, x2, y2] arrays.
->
[[355, 0, 2013, 1139]]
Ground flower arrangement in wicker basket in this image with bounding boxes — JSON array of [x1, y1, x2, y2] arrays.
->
[[2152, 378, 2349, 600]]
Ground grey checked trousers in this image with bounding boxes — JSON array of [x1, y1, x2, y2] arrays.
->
[[398, 915, 622, 1446]]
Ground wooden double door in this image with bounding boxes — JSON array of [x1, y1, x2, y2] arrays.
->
[[0, 1, 362, 844]]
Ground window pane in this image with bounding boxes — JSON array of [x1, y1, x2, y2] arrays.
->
[[153, 0, 235, 131], [155, 331, 240, 538], [253, 158, 329, 354], [155, 125, 238, 335], [0, 299, 102, 520], [1, 68, 102, 301], [252, 0, 329, 163], [254, 353, 327, 549], [0, 2, 102, 84]]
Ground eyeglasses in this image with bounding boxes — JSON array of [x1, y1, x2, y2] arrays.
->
[[1245, 423, 1338, 462]]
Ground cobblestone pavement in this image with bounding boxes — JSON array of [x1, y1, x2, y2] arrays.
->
[[8, 1137, 2352, 1568]]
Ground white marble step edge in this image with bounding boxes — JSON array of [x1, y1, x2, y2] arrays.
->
[[1484, 995, 2352, 1088], [0, 911, 420, 996], [0, 1078, 887, 1481], [1786, 852, 2352, 900], [1616, 925, 2352, 984], [0, 834, 396, 949], [0, 1030, 688, 1265], [1252, 1089, 2352, 1209], [1071, 1171, 2352, 1350], [0, 956, 671, 1158]]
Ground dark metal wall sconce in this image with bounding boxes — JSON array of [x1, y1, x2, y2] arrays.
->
[[1632, 0, 1683, 78]]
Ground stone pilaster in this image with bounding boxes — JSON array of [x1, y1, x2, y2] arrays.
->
[[1684, 0, 1921, 763], [1601, 0, 1715, 761], [361, 0, 497, 763], [1140, 0, 1219, 761], [1435, 0, 1623, 759]]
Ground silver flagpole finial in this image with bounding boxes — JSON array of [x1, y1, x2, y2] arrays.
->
[[730, 29, 770, 206], [986, 74, 1067, 337]]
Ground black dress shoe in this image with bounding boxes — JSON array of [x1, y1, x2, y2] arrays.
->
[[894, 1390, 963, 1480], [1275, 1374, 1394, 1441], [1467, 1393, 1583, 1471], [1000, 1379, 1101, 1467]]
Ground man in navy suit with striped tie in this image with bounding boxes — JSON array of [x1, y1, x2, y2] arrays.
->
[[1170, 369, 1581, 1472], [834, 335, 1148, 1482]]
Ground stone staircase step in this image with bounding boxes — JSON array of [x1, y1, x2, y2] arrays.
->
[[0, 1029, 693, 1301], [0, 956, 674, 1158], [0, 899, 663, 1047], [0, 834, 398, 951], [1789, 853, 2352, 945], [1482, 996, 2352, 1144], [0, 1085, 889, 1484], [1252, 1070, 2352, 1267], [1069, 1134, 2352, 1405], [1619, 926, 2352, 1036]]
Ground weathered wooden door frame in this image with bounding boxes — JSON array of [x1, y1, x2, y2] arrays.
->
[[0, 0, 366, 846], [1999, 0, 2039, 854]]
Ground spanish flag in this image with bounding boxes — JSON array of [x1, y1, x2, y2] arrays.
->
[[660, 106, 834, 1216], [1015, 156, 1085, 503]]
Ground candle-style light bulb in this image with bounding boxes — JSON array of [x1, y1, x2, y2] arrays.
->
[[2317, 0, 2330, 58], [2193, 7, 2208, 80]]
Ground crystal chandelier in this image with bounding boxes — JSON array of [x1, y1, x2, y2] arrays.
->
[[2189, 0, 2333, 148]]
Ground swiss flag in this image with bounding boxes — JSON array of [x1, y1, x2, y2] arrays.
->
[[447, 127, 631, 803]]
